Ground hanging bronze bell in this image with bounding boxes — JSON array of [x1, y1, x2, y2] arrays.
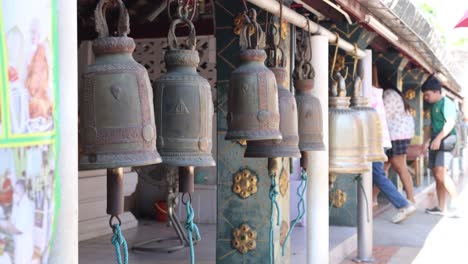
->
[[225, 9, 281, 141], [329, 73, 369, 174], [244, 67, 301, 158], [153, 18, 215, 167], [79, 1, 161, 170], [294, 79, 325, 151], [350, 76, 387, 162]]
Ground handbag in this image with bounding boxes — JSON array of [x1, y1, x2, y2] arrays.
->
[[439, 134, 457, 151]]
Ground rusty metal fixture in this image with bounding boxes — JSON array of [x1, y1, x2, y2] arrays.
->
[[232, 168, 258, 199], [244, 67, 300, 158], [179, 166, 195, 193], [268, 157, 282, 175], [329, 73, 369, 174], [153, 18, 215, 167], [225, 9, 281, 141], [107, 168, 124, 216], [79, 0, 161, 170], [232, 223, 257, 254], [351, 76, 387, 162]]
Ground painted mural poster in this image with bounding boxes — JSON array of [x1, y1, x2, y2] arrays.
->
[[0, 0, 59, 263]]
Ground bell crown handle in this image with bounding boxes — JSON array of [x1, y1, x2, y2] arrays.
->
[[168, 18, 197, 50], [94, 0, 130, 38], [239, 9, 266, 50]]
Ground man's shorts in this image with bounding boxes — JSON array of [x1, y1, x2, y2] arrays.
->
[[428, 150, 453, 169], [385, 139, 411, 158]]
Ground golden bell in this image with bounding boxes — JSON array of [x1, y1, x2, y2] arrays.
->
[[329, 74, 369, 174], [79, 0, 161, 170], [350, 77, 387, 162], [244, 67, 301, 158]]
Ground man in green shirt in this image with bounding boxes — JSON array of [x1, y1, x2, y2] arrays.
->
[[422, 77, 459, 216]]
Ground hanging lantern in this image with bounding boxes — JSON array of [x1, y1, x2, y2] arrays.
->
[[350, 76, 387, 162], [79, 1, 161, 170], [329, 73, 369, 174], [245, 67, 301, 158], [225, 9, 281, 141], [153, 18, 215, 167]]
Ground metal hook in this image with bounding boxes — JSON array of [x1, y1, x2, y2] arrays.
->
[[342, 66, 349, 81], [182, 192, 192, 205], [330, 32, 340, 81], [351, 43, 359, 81], [109, 215, 122, 229]]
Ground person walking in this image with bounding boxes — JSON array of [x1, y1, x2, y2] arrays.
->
[[421, 77, 459, 216], [370, 79, 416, 224], [382, 85, 416, 204]]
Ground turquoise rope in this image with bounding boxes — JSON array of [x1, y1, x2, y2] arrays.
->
[[185, 200, 201, 264], [281, 167, 307, 256], [269, 172, 280, 264], [111, 224, 128, 264], [354, 175, 370, 222]]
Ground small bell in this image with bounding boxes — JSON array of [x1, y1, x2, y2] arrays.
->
[[79, 0, 161, 170], [350, 76, 387, 162], [329, 73, 369, 174], [295, 78, 325, 151], [153, 18, 215, 167], [293, 27, 324, 152], [225, 9, 281, 141], [245, 67, 301, 158]]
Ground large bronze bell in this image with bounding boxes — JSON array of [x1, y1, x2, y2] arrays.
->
[[79, 1, 161, 170], [225, 9, 281, 141], [350, 77, 387, 162], [244, 67, 301, 158], [329, 73, 369, 174], [153, 18, 215, 167]]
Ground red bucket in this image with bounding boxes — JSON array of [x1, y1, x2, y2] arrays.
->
[[154, 201, 168, 222]]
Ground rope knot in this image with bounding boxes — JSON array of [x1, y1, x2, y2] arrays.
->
[[111, 223, 128, 264]]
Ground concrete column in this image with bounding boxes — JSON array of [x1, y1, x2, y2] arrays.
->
[[307, 35, 329, 264], [359, 50, 373, 98], [49, 0, 78, 263], [355, 49, 374, 262]]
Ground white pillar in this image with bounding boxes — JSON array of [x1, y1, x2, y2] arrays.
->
[[49, 0, 78, 263], [359, 50, 373, 98], [355, 49, 374, 262], [307, 35, 329, 264]]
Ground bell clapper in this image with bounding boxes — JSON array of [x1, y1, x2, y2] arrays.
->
[[106, 168, 129, 264]]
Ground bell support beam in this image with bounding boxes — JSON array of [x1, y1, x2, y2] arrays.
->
[[49, 0, 78, 262], [246, 0, 367, 58], [307, 35, 329, 264]]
